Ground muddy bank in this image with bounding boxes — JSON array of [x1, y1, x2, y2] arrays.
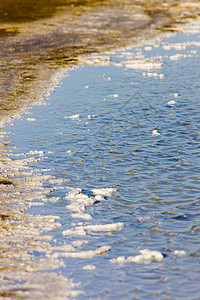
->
[[0, 0, 200, 122]]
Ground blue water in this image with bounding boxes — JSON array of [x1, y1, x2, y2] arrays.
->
[[5, 30, 200, 299]]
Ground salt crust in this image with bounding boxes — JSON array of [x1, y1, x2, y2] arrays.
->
[[0, 147, 83, 297], [65, 187, 116, 220], [125, 58, 163, 70], [91, 188, 116, 195], [71, 213, 92, 220], [51, 246, 111, 259], [82, 264, 96, 270], [64, 114, 80, 120], [167, 100, 176, 106], [152, 130, 160, 137], [26, 117, 36, 122], [28, 150, 44, 156], [110, 249, 163, 264], [62, 222, 124, 236], [174, 250, 186, 256]]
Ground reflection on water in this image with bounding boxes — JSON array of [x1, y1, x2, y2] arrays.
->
[[1, 0, 200, 299]]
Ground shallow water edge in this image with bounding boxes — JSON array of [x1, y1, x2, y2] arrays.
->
[[1, 1, 200, 299]]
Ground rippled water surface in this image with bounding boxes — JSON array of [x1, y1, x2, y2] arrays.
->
[[2, 24, 200, 299]]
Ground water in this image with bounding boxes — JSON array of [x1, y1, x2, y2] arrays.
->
[[2, 24, 200, 299]]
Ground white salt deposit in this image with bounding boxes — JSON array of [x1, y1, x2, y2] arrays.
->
[[143, 72, 164, 78], [110, 249, 163, 264], [28, 150, 44, 156], [169, 54, 183, 61], [83, 55, 111, 66], [64, 114, 80, 120], [125, 58, 163, 70], [71, 213, 92, 220], [167, 100, 176, 106], [54, 246, 111, 258], [94, 194, 105, 201], [62, 227, 87, 236], [88, 114, 96, 119], [66, 203, 86, 213], [82, 265, 96, 270], [91, 188, 116, 196], [26, 118, 36, 122], [174, 250, 186, 256], [144, 46, 153, 51], [83, 222, 124, 232], [62, 222, 124, 236], [152, 130, 160, 137]]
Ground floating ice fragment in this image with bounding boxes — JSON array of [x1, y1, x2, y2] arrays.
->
[[152, 130, 160, 137], [82, 265, 96, 270], [26, 118, 36, 122], [110, 249, 163, 264], [167, 100, 176, 106], [91, 188, 116, 196], [174, 250, 186, 256]]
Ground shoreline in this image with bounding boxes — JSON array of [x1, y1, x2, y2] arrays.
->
[[1, 1, 200, 298], [0, 1, 200, 124]]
